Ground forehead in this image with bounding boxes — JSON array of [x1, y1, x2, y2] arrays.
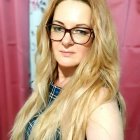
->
[[53, 0, 92, 27]]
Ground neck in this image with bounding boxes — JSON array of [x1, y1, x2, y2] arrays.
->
[[55, 65, 77, 87]]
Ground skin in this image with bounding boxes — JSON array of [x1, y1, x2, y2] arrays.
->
[[86, 88, 124, 140], [51, 1, 124, 139], [51, 0, 93, 87]]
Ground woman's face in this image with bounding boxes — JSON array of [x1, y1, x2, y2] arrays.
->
[[51, 0, 93, 68]]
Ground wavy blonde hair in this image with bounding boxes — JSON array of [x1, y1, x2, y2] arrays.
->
[[10, 0, 125, 139]]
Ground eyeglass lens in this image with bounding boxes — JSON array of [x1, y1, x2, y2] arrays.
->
[[47, 24, 93, 44]]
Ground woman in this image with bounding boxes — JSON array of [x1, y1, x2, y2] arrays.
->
[[11, 0, 125, 139]]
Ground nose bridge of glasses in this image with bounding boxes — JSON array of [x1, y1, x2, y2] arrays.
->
[[65, 28, 72, 36], [63, 28, 73, 41]]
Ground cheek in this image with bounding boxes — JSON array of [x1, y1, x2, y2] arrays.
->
[[51, 42, 60, 53], [52, 41, 57, 48], [77, 47, 90, 59], [78, 42, 92, 57], [82, 42, 92, 54]]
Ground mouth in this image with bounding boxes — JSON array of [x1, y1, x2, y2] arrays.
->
[[59, 50, 75, 57]]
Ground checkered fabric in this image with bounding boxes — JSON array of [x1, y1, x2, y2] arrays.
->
[[24, 81, 61, 140]]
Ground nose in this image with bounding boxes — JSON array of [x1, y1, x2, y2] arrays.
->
[[62, 32, 74, 47]]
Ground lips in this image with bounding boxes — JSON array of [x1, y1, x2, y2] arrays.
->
[[59, 50, 74, 57]]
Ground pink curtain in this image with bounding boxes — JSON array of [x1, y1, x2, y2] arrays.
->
[[0, 0, 29, 140], [108, 0, 140, 140]]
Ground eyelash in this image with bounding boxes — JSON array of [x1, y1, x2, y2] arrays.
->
[[51, 24, 91, 34]]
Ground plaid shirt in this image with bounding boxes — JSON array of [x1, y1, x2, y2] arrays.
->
[[24, 81, 61, 140]]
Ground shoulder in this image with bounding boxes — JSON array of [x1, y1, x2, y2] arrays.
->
[[86, 88, 124, 140]]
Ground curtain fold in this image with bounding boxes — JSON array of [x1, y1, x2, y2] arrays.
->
[[108, 0, 140, 140], [0, 0, 29, 140]]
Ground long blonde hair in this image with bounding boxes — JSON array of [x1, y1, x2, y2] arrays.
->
[[11, 0, 125, 139]]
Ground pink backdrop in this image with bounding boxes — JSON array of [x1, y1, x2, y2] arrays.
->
[[0, 0, 29, 140], [0, 0, 140, 140], [108, 0, 140, 139]]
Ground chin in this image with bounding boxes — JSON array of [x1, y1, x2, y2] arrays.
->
[[58, 62, 78, 68]]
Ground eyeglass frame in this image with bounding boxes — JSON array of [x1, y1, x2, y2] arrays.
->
[[45, 24, 94, 45]]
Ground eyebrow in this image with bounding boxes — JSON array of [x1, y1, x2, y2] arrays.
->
[[53, 20, 91, 28]]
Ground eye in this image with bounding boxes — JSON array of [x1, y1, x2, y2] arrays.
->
[[72, 28, 90, 36], [51, 25, 65, 32]]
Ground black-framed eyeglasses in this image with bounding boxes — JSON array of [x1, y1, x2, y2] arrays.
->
[[45, 24, 94, 45]]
